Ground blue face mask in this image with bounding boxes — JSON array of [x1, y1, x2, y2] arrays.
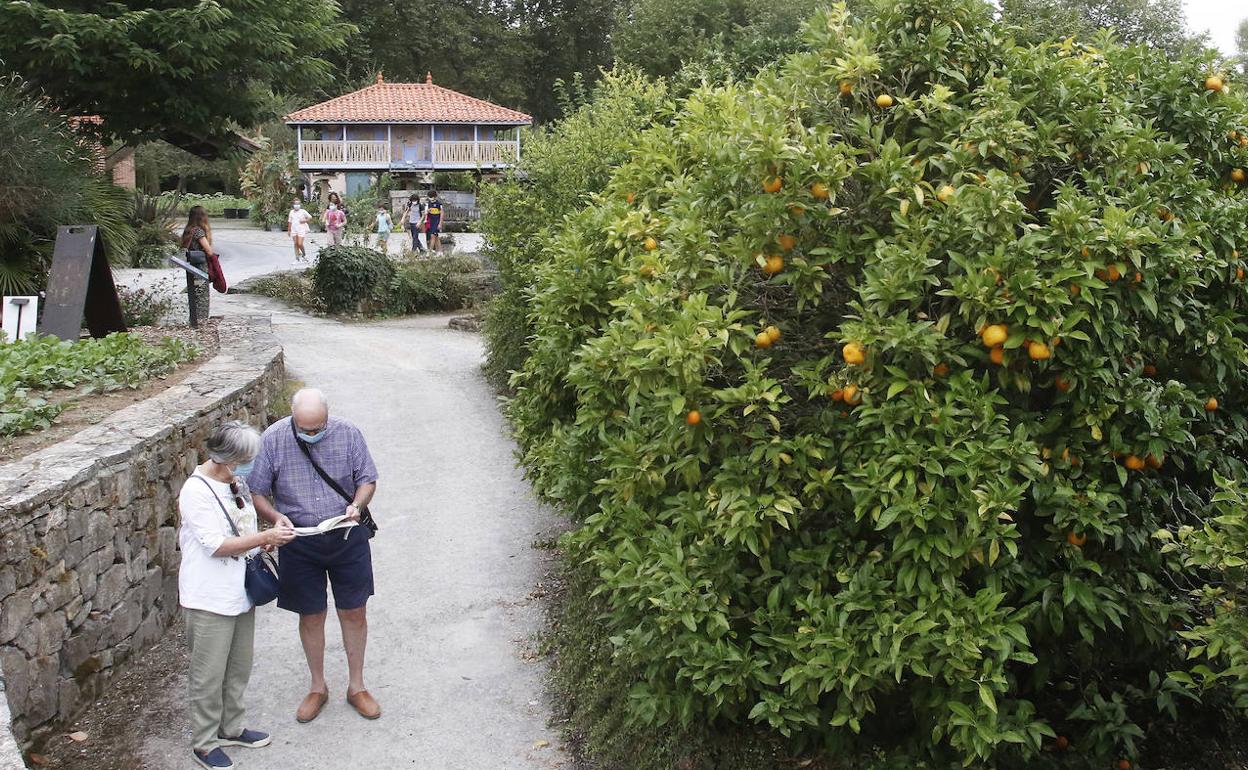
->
[[296, 430, 327, 445], [234, 461, 255, 477]]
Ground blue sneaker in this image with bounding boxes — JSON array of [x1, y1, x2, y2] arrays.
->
[[217, 728, 272, 748], [192, 748, 235, 770]]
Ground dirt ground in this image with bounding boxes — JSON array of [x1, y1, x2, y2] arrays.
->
[[27, 620, 189, 770], [0, 321, 220, 463]]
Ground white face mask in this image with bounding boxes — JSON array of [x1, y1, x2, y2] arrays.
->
[[293, 203, 302, 210], [328, 204, 337, 211]]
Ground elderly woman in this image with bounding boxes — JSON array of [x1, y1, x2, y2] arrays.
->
[[178, 421, 295, 770]]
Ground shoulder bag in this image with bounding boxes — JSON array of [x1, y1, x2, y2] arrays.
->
[[292, 421, 378, 537], [195, 475, 281, 606]]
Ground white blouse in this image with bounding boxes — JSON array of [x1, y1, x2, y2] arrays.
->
[[177, 472, 258, 616]]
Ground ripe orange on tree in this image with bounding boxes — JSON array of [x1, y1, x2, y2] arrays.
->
[[1233, 168, 1247, 184], [842, 383, 860, 405], [1118, 760, 1131, 770], [1067, 532, 1087, 547], [685, 410, 702, 426], [1096, 264, 1122, 281], [1055, 735, 1070, 751], [1143, 364, 1157, 377], [1070, 283, 1082, 296], [937, 184, 956, 203], [989, 346, 1005, 365], [1125, 454, 1146, 471], [762, 255, 785, 275], [643, 236, 658, 251], [1206, 397, 1220, 411], [876, 93, 894, 108], [626, 192, 637, 204], [842, 342, 866, 365], [1206, 75, 1224, 92], [839, 81, 853, 96], [764, 325, 782, 343], [755, 331, 774, 349], [1146, 453, 1164, 469], [763, 175, 784, 193], [828, 387, 844, 402], [777, 234, 798, 252], [810, 182, 830, 200], [1027, 340, 1051, 361], [981, 323, 1008, 347], [1055, 375, 1072, 392], [933, 363, 950, 377]]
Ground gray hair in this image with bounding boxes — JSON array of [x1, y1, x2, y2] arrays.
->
[[291, 387, 328, 412], [205, 421, 262, 465]]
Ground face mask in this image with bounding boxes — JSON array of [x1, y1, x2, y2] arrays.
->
[[293, 203, 302, 210], [328, 204, 337, 211], [297, 430, 327, 444], [234, 461, 254, 477]]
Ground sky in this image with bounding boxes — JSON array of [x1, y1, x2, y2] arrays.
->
[[1184, 0, 1243, 56]]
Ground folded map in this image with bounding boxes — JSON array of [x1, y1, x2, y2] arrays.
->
[[293, 515, 359, 537]]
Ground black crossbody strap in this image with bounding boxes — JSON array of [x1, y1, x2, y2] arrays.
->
[[195, 475, 243, 561], [292, 420, 355, 505]]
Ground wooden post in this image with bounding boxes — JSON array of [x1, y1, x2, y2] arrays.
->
[[296, 128, 303, 168], [429, 125, 436, 170], [341, 125, 348, 164], [515, 127, 521, 165], [473, 125, 479, 165], [387, 124, 393, 169]]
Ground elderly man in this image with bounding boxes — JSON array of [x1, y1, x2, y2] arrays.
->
[[247, 388, 380, 722]]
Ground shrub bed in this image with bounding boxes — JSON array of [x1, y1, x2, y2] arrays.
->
[[0, 333, 196, 436], [255, 249, 489, 316], [511, 0, 1248, 766]]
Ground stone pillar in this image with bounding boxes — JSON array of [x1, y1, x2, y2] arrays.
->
[[109, 148, 136, 190]]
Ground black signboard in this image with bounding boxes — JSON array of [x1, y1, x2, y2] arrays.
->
[[38, 225, 127, 340]]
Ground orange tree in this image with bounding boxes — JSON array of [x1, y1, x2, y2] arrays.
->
[[509, 0, 1248, 764]]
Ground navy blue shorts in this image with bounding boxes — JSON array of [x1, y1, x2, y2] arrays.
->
[[426, 216, 441, 235], [277, 525, 374, 615]]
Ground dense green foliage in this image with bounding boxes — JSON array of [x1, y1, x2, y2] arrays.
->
[[311, 245, 397, 314], [255, 252, 485, 316], [0, 0, 351, 148], [324, 0, 615, 123], [0, 333, 196, 436], [508, 0, 1248, 765], [613, 0, 830, 82], [0, 77, 135, 293], [999, 0, 1198, 52], [481, 70, 670, 390]]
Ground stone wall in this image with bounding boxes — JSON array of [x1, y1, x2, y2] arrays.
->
[[0, 316, 283, 761]]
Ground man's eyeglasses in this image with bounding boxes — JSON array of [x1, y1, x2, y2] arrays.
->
[[296, 422, 327, 436]]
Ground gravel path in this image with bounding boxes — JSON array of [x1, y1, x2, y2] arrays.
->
[[63, 226, 569, 769]]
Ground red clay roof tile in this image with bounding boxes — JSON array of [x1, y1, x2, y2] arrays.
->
[[286, 79, 532, 125]]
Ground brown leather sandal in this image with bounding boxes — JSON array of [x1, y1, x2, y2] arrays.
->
[[346, 689, 381, 720], [296, 689, 329, 723]]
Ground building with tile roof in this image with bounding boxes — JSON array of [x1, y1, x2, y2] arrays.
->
[[287, 72, 532, 197]]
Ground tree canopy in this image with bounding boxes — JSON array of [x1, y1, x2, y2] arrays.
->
[[0, 0, 352, 151], [998, 0, 1198, 52]]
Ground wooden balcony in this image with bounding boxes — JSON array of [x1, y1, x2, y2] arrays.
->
[[298, 139, 518, 170]]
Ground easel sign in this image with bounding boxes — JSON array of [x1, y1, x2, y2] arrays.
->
[[2, 296, 39, 342], [38, 225, 127, 341]]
